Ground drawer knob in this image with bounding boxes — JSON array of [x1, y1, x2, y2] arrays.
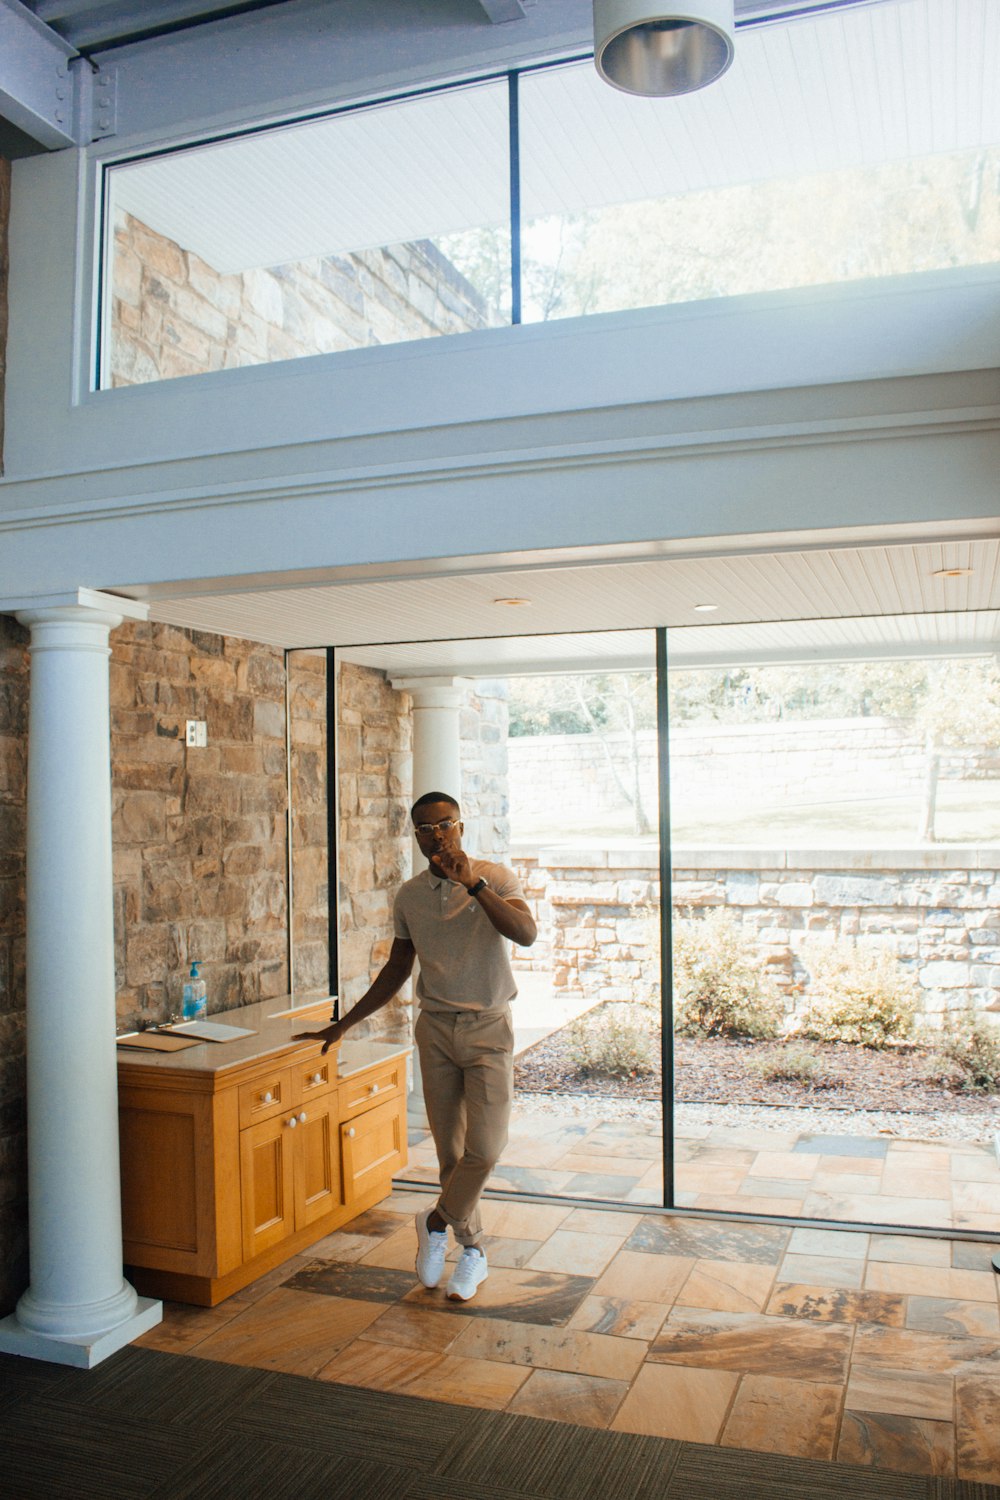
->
[[262, 1091, 273, 1104], [287, 1115, 297, 1128], [311, 1072, 322, 1085], [369, 1083, 380, 1095], [298, 1111, 307, 1124], [347, 1126, 356, 1139]]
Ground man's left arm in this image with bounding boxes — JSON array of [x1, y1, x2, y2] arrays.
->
[[434, 849, 537, 946], [472, 883, 537, 947]]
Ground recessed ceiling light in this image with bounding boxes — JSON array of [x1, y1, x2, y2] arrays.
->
[[931, 567, 973, 578], [493, 597, 531, 607], [693, 602, 719, 613]]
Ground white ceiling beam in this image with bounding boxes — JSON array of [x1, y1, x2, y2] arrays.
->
[[0, 0, 80, 147]]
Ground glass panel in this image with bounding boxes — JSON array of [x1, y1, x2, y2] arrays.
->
[[103, 79, 510, 387], [519, 0, 1000, 322], [667, 614, 1000, 1233], [342, 629, 663, 1208]]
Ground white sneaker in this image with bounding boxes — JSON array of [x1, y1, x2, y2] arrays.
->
[[415, 1207, 449, 1288], [447, 1247, 488, 1302]]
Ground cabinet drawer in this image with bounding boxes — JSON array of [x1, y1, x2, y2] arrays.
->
[[295, 1054, 337, 1101], [239, 1068, 292, 1129], [340, 1059, 403, 1118]]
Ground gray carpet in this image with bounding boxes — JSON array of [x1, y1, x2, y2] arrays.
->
[[1, 1346, 998, 1499]]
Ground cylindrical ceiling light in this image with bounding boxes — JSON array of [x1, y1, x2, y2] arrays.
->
[[593, 0, 735, 97]]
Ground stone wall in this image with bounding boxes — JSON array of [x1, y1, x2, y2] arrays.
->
[[110, 210, 492, 387], [111, 621, 290, 1028], [508, 719, 995, 830], [512, 845, 1000, 1022], [0, 614, 28, 1315], [336, 663, 412, 1039], [288, 650, 329, 996], [0, 155, 9, 468], [459, 678, 510, 860]]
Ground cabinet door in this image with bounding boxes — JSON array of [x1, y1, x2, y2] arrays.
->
[[239, 1112, 296, 1260], [341, 1096, 406, 1206], [293, 1096, 343, 1229]]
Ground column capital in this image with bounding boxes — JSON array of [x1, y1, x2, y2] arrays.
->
[[389, 675, 474, 709]]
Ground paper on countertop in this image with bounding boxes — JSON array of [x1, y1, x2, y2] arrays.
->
[[159, 1020, 258, 1043], [117, 1031, 202, 1052]]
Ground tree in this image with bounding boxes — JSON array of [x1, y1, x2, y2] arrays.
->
[[914, 659, 1000, 842]]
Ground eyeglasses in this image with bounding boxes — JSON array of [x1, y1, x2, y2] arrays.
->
[[414, 817, 458, 835]]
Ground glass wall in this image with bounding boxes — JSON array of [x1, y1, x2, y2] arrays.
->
[[666, 622, 1000, 1235], [100, 0, 1000, 387]]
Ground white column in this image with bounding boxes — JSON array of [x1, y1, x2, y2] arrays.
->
[[0, 602, 161, 1367], [389, 676, 471, 1124]]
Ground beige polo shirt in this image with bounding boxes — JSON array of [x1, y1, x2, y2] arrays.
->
[[393, 858, 525, 1013]]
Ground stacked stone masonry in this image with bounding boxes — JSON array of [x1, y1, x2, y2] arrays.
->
[[0, 614, 28, 1317], [512, 846, 1000, 1021], [111, 620, 292, 1029], [111, 210, 492, 387], [288, 651, 330, 997]]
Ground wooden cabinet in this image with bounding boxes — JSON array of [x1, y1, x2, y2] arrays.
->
[[118, 1030, 408, 1307]]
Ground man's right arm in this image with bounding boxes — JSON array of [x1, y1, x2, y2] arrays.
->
[[293, 936, 416, 1054]]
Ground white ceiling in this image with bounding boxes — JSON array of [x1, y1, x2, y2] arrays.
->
[[108, 0, 998, 276], [143, 534, 1000, 677]]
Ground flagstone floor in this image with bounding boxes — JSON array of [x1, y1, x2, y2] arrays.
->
[[400, 1100, 1000, 1234], [139, 1188, 1000, 1483]]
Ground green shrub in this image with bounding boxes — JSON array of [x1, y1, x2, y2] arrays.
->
[[746, 1043, 837, 1087], [566, 1002, 656, 1078], [799, 941, 918, 1048], [922, 1009, 1000, 1093], [672, 908, 783, 1040]]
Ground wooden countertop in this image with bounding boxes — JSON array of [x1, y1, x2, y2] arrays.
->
[[116, 995, 410, 1085]]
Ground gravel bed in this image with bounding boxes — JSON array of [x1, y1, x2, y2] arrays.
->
[[514, 1091, 999, 1145]]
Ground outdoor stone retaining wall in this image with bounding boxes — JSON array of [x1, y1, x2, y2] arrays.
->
[[508, 720, 993, 830], [111, 210, 492, 387], [512, 845, 1000, 1021]]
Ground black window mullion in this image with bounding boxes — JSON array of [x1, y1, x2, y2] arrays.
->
[[656, 626, 675, 1209]]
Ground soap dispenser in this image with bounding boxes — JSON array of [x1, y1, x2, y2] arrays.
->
[[182, 960, 207, 1021]]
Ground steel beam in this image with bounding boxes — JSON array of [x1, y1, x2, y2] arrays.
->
[[0, 0, 78, 148]]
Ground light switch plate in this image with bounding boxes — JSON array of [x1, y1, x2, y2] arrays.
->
[[185, 720, 207, 748]]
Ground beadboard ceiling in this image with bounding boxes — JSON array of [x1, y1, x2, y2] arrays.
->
[[106, 0, 997, 277], [142, 534, 1000, 677]]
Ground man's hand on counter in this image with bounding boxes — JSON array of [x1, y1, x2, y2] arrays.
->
[[293, 1019, 348, 1055]]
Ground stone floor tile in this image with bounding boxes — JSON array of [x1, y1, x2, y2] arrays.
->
[[747, 1150, 821, 1180], [844, 1365, 954, 1421], [479, 1201, 573, 1240], [677, 1258, 777, 1314], [721, 1373, 842, 1459], [359, 1302, 466, 1352], [653, 1306, 852, 1381], [505, 1367, 629, 1427], [562, 1207, 642, 1236], [319, 1340, 530, 1409], [955, 1372, 1000, 1482], [447, 1313, 647, 1381], [609, 1362, 738, 1442], [767, 1283, 905, 1327], [869, 1234, 951, 1267], [865, 1262, 998, 1302], [787, 1226, 870, 1259], [566, 1294, 670, 1342], [593, 1247, 694, 1305], [525, 1229, 626, 1278], [837, 1410, 955, 1475], [778, 1252, 865, 1289], [192, 1288, 385, 1376], [906, 1296, 1000, 1337]]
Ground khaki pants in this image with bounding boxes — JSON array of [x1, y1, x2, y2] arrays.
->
[[414, 1006, 514, 1248]]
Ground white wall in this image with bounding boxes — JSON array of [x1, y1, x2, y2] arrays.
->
[[1, 22, 999, 611]]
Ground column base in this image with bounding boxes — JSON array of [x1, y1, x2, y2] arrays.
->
[[0, 1297, 162, 1369]]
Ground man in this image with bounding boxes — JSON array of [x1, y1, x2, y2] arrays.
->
[[295, 792, 537, 1302]]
